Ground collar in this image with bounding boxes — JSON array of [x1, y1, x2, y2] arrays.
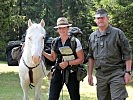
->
[[96, 25, 112, 37]]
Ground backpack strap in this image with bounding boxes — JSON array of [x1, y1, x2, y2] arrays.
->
[[52, 36, 77, 58], [69, 36, 77, 57]]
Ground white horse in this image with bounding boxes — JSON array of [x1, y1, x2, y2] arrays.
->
[[19, 19, 49, 100]]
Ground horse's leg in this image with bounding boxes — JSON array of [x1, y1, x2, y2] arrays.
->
[[20, 78, 29, 100], [34, 79, 43, 100]]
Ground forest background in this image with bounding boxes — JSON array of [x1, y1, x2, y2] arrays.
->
[[0, 0, 133, 61]]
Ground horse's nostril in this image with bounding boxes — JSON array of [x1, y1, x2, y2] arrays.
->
[[32, 55, 40, 65]]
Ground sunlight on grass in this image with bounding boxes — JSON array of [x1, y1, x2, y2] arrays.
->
[[0, 63, 19, 73], [0, 62, 133, 100]]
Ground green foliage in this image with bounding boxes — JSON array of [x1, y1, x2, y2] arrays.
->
[[94, 0, 133, 47], [0, 0, 133, 60], [111, 4, 133, 35], [0, 0, 10, 39], [0, 0, 11, 60], [62, 0, 94, 49], [0, 41, 7, 60]]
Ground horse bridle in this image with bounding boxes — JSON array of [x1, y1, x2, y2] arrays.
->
[[22, 57, 40, 87]]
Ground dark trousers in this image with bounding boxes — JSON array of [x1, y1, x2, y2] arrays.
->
[[48, 69, 80, 100]]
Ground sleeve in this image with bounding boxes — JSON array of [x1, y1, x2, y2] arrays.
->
[[75, 38, 83, 52], [88, 36, 94, 59], [118, 30, 132, 60]]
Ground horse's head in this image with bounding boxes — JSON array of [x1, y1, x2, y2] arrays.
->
[[24, 19, 46, 65]]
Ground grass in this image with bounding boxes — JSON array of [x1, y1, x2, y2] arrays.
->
[[0, 61, 133, 100]]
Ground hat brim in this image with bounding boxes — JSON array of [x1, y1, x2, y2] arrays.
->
[[54, 24, 72, 28], [94, 14, 107, 18]]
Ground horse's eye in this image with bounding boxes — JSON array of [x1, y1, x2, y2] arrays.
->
[[28, 37, 31, 40], [41, 34, 45, 39], [42, 36, 45, 39]]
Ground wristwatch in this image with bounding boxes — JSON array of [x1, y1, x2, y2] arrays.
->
[[125, 71, 132, 75]]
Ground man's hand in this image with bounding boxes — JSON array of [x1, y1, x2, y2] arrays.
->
[[88, 75, 94, 86], [124, 73, 132, 85]]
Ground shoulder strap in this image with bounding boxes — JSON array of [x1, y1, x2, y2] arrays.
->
[[53, 36, 76, 53], [70, 36, 76, 53]]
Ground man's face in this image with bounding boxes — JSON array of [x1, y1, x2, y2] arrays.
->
[[95, 16, 109, 28]]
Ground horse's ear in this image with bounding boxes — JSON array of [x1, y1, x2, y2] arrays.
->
[[28, 19, 32, 27], [40, 19, 45, 27]]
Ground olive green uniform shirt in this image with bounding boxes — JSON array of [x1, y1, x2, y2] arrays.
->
[[88, 25, 132, 72]]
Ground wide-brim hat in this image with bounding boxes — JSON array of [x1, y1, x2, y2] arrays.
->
[[54, 17, 72, 28], [94, 8, 108, 18]]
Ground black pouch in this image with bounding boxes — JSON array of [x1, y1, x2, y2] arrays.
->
[[77, 64, 87, 81]]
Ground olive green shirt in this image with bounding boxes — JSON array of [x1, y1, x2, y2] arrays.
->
[[88, 25, 132, 71]]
